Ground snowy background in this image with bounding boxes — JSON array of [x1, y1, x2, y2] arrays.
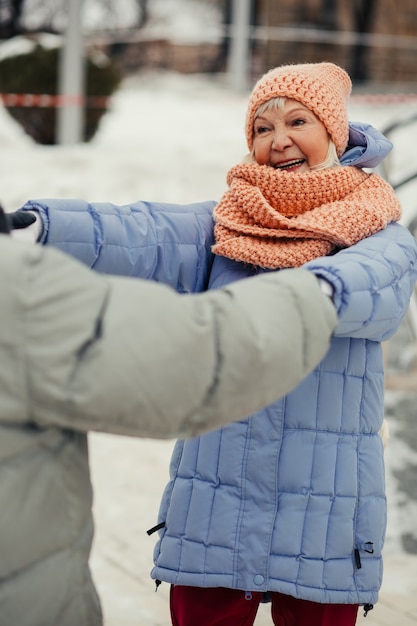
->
[[1, 69, 417, 220], [1, 66, 417, 624]]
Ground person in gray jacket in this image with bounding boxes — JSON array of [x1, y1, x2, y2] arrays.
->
[[0, 205, 336, 626]]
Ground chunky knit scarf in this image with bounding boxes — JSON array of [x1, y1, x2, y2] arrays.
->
[[212, 163, 401, 269]]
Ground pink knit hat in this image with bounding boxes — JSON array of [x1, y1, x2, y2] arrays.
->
[[246, 62, 352, 157]]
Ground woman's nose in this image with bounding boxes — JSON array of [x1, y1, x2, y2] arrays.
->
[[271, 129, 292, 150]]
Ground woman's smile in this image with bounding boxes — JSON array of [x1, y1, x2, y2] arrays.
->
[[253, 99, 330, 171]]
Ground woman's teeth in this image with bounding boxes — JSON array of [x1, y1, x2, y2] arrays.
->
[[274, 159, 305, 170]]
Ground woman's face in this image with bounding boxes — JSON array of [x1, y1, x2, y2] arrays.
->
[[252, 99, 330, 172]]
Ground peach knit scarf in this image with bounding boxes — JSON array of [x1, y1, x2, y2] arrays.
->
[[212, 163, 401, 269]]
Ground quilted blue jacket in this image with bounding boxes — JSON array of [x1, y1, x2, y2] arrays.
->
[[19, 123, 417, 607], [150, 222, 417, 608], [22, 196, 417, 606], [28, 198, 217, 291]]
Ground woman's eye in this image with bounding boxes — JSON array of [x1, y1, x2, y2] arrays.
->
[[255, 126, 269, 134], [291, 118, 306, 127]]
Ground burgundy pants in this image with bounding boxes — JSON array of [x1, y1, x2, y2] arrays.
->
[[170, 585, 359, 626]]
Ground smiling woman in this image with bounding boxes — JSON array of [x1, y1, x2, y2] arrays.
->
[[245, 62, 351, 158], [149, 62, 415, 626], [252, 99, 332, 171], [211, 62, 401, 269], [246, 63, 349, 172]]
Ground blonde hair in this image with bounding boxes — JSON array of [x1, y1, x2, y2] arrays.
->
[[247, 97, 341, 170]]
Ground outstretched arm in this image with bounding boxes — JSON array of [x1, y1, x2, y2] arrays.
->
[[15, 198, 216, 293]]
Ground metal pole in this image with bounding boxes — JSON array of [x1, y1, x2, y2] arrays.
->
[[228, 0, 252, 92], [56, 0, 85, 144]]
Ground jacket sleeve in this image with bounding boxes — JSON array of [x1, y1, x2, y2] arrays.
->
[[304, 222, 417, 341], [21, 198, 216, 293], [7, 240, 336, 439], [340, 121, 393, 168]]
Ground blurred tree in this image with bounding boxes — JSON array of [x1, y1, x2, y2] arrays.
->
[[351, 0, 377, 82], [0, 0, 25, 37], [0, 0, 129, 144], [319, 0, 338, 29], [0, 0, 149, 38], [0, 43, 122, 143]]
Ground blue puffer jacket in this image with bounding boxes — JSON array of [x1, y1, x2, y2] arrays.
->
[[22, 199, 417, 606], [19, 123, 417, 607], [151, 222, 417, 607]]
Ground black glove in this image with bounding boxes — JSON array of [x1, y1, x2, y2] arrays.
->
[[0, 204, 10, 234], [6, 210, 37, 231]]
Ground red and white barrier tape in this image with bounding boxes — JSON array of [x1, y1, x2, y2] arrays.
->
[[1, 92, 415, 108], [0, 93, 110, 107]]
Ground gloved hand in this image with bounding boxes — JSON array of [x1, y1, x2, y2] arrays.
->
[[4, 208, 41, 243], [6, 210, 37, 231], [0, 204, 10, 234], [0, 206, 37, 234]]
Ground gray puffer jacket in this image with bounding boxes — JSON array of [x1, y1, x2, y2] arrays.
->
[[0, 234, 336, 626]]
